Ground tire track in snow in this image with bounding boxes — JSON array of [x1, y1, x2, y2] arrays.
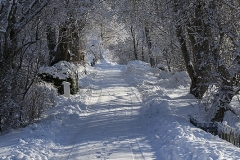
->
[[65, 69, 103, 160], [126, 87, 146, 160], [63, 64, 153, 159]]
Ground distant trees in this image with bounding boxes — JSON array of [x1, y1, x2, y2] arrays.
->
[[92, 0, 184, 69]]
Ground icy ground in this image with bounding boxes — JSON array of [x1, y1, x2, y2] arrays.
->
[[1, 61, 240, 160]]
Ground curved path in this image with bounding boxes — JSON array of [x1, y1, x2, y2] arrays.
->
[[63, 64, 155, 160]]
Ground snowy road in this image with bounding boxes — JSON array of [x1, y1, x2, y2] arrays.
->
[[53, 64, 155, 160], [2, 61, 240, 160]]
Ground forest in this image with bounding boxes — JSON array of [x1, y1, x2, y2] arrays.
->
[[1, 0, 240, 134]]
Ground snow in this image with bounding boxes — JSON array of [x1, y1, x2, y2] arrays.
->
[[39, 61, 78, 80], [1, 61, 240, 159]]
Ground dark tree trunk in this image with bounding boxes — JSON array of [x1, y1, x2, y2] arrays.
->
[[173, 0, 211, 99], [145, 26, 155, 67], [51, 27, 70, 65], [46, 26, 57, 65], [141, 30, 145, 61], [211, 84, 234, 122], [70, 32, 85, 64], [174, 23, 206, 98], [130, 26, 138, 60]]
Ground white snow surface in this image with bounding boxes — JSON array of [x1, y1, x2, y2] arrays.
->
[[39, 61, 78, 80], [1, 60, 240, 160]]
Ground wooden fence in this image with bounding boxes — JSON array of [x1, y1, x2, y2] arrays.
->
[[189, 115, 240, 147]]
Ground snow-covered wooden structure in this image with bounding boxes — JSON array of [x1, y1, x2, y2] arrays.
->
[[190, 115, 240, 147]]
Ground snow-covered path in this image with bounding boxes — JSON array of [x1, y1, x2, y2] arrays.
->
[[52, 64, 155, 160], [3, 62, 240, 160]]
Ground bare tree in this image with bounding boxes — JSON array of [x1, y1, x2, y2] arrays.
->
[[0, 0, 51, 131], [172, 0, 240, 122]]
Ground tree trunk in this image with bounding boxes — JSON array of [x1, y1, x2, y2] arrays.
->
[[211, 84, 234, 122], [130, 25, 138, 60], [46, 26, 57, 65], [174, 23, 206, 98], [173, 0, 211, 99], [145, 26, 155, 67], [141, 30, 145, 61], [70, 23, 86, 64], [51, 27, 70, 65], [210, 35, 235, 122]]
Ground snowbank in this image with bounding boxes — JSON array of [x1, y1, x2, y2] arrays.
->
[[125, 60, 240, 159], [125, 60, 158, 76], [125, 60, 190, 89], [39, 61, 78, 80], [0, 93, 89, 160], [0, 64, 90, 160]]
